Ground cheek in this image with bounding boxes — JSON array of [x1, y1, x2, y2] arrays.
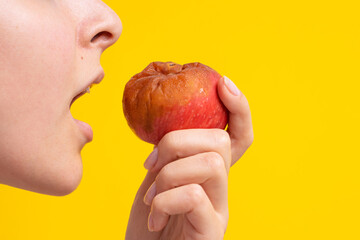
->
[[0, 3, 82, 194], [0, 5, 75, 123]]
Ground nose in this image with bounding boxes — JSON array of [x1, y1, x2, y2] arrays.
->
[[77, 1, 123, 52]]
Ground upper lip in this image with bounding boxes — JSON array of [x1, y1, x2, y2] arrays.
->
[[70, 70, 105, 107]]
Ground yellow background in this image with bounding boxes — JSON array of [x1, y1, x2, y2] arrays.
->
[[1, 0, 360, 239]]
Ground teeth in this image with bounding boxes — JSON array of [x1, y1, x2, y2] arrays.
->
[[83, 84, 95, 94]]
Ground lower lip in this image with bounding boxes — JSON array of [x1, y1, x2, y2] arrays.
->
[[73, 118, 93, 142]]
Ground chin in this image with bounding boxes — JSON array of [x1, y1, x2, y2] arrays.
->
[[49, 165, 83, 197], [42, 124, 86, 196], [17, 154, 84, 197], [46, 155, 84, 197]]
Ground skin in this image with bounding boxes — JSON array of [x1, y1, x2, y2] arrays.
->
[[0, 1, 253, 239]]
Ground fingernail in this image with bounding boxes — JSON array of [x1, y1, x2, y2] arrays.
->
[[224, 76, 240, 96], [143, 182, 157, 206], [148, 212, 155, 232], [144, 147, 158, 170]]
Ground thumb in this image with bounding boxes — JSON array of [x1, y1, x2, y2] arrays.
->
[[217, 76, 254, 165]]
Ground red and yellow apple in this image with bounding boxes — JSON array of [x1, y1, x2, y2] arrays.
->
[[122, 61, 229, 145]]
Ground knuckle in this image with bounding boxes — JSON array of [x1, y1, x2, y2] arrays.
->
[[204, 152, 225, 174], [186, 184, 206, 206], [157, 164, 174, 188], [151, 194, 163, 212], [245, 131, 254, 149], [213, 130, 231, 149], [159, 131, 180, 155], [159, 131, 175, 147]]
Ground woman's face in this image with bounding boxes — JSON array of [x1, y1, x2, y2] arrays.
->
[[0, 0, 122, 196]]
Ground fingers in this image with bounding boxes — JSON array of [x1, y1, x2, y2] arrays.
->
[[147, 129, 232, 173], [148, 184, 224, 238], [217, 76, 254, 165], [144, 152, 228, 215]]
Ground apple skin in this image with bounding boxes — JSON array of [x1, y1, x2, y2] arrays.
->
[[122, 61, 229, 145]]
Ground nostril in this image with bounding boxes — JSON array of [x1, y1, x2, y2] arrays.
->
[[91, 31, 113, 43]]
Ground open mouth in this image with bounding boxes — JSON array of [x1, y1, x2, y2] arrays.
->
[[69, 85, 94, 142], [70, 70, 104, 109], [69, 71, 104, 142], [70, 85, 92, 108]]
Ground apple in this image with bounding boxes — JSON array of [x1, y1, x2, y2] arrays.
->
[[122, 61, 229, 145]]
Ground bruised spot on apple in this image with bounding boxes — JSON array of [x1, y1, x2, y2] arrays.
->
[[122, 61, 229, 145]]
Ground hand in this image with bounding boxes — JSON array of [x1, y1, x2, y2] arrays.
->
[[125, 76, 253, 240]]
